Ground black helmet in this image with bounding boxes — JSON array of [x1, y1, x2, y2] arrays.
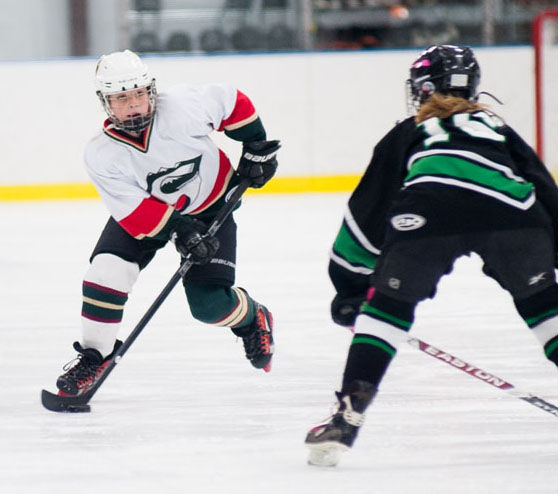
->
[[407, 44, 481, 108]]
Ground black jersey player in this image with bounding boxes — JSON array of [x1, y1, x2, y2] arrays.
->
[[305, 45, 558, 466]]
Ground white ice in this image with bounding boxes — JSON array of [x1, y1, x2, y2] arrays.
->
[[0, 194, 557, 494]]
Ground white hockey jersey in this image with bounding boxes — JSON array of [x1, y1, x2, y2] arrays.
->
[[84, 83, 260, 239]]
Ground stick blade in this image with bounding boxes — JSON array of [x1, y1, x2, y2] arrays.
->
[[41, 389, 91, 413]]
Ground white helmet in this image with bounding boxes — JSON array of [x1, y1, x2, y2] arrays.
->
[[95, 49, 157, 132]]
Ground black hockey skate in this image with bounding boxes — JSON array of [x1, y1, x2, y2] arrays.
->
[[232, 304, 274, 372], [56, 340, 123, 396], [305, 380, 377, 467]]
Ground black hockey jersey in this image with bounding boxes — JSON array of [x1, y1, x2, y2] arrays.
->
[[329, 111, 558, 296]]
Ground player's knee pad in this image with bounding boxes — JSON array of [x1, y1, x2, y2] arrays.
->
[[85, 253, 140, 293]]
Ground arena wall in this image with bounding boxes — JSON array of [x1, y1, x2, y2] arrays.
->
[[0, 46, 539, 198]]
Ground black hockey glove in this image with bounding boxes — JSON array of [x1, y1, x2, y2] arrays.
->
[[237, 140, 281, 188], [170, 218, 220, 265], [331, 294, 365, 327]]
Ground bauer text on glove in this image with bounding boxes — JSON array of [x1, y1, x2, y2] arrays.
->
[[170, 218, 220, 264], [237, 140, 281, 188]]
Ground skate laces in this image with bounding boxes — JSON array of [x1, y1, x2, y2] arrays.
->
[[61, 359, 96, 387], [314, 393, 364, 428], [243, 308, 272, 359], [62, 355, 81, 373], [311, 395, 344, 430], [243, 330, 264, 359], [341, 396, 365, 427], [61, 350, 103, 380]]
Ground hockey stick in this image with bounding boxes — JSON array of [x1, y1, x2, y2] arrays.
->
[[408, 337, 558, 418], [356, 287, 557, 417], [41, 180, 251, 413]]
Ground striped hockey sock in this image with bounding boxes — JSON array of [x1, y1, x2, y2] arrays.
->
[[81, 280, 128, 356], [185, 283, 256, 329], [82, 281, 128, 324], [514, 284, 558, 366], [342, 290, 415, 390], [214, 287, 255, 329], [80, 254, 139, 357]]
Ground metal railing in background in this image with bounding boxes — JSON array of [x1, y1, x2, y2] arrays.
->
[[121, 0, 559, 54], [0, 1, 555, 60]]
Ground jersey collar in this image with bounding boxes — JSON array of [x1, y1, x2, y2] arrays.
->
[[102, 118, 153, 153]]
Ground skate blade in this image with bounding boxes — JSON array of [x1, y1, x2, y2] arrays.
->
[[307, 442, 349, 467]]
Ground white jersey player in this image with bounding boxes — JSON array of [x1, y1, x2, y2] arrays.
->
[[53, 50, 280, 399]]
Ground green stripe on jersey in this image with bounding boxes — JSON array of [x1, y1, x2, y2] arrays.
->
[[405, 155, 534, 200], [333, 223, 377, 269]]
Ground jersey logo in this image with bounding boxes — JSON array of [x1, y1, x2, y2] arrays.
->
[[146, 155, 202, 211], [390, 213, 426, 231]]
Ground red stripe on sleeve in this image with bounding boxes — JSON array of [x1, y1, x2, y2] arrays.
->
[[118, 197, 171, 238], [218, 90, 257, 131]]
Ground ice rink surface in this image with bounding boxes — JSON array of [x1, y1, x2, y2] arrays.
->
[[0, 194, 557, 494]]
